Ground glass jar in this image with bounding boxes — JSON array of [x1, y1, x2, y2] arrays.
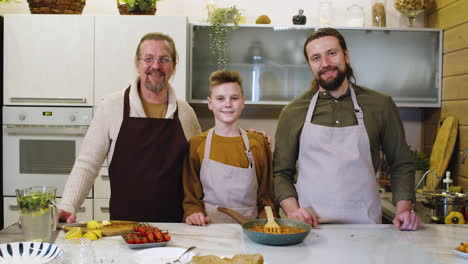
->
[[319, 1, 332, 26], [346, 4, 364, 27], [372, 0, 386, 27]]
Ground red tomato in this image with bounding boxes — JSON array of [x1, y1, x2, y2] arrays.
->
[[163, 233, 171, 241], [133, 238, 141, 244], [141, 237, 149, 244], [126, 238, 135, 244]]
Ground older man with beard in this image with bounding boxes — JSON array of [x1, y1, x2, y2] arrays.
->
[[274, 28, 421, 230], [58, 33, 201, 223]]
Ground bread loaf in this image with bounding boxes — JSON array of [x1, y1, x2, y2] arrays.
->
[[192, 254, 264, 264]]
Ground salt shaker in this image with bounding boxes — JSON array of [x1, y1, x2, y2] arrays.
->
[[292, 9, 307, 25]]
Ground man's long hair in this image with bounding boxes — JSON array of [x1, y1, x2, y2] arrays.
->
[[303, 28, 357, 93]]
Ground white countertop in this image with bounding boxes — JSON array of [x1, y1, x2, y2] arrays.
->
[[50, 223, 468, 264]]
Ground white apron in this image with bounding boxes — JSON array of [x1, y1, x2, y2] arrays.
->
[[201, 129, 258, 223], [296, 86, 382, 224]]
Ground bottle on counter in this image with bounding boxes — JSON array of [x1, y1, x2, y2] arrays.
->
[[292, 9, 307, 25], [372, 0, 386, 27]]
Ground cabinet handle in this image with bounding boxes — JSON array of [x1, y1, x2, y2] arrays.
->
[[76, 207, 86, 213], [100, 207, 110, 213], [101, 175, 110, 180], [10, 97, 87, 104], [9, 205, 19, 211]]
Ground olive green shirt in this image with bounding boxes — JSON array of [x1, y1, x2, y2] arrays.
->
[[273, 85, 416, 205]]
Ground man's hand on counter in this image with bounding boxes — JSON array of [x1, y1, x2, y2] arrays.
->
[[58, 209, 77, 223], [393, 200, 422, 231], [280, 197, 318, 227]]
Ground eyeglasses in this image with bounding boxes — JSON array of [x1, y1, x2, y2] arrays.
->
[[139, 56, 173, 65]]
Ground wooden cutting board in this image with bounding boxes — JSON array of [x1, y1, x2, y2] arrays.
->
[[426, 116, 458, 190], [62, 220, 137, 237]]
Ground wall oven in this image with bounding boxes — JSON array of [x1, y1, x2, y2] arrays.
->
[[2, 106, 92, 197]]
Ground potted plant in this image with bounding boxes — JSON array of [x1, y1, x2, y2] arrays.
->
[[117, 0, 160, 15], [208, 5, 241, 70], [413, 150, 430, 187], [27, 0, 85, 14]]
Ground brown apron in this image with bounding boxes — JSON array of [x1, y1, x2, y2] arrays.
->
[[108, 87, 188, 222]]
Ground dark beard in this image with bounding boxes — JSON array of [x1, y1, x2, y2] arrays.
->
[[145, 70, 166, 94], [317, 66, 346, 91]]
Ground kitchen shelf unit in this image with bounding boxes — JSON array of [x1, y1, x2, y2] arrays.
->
[[189, 23, 442, 107]]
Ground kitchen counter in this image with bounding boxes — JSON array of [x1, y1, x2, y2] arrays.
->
[[1, 222, 467, 263]]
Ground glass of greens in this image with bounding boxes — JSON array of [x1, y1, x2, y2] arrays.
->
[[16, 186, 57, 242]]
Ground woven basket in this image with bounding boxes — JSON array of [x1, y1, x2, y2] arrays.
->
[[27, 0, 85, 14], [117, 4, 156, 15]]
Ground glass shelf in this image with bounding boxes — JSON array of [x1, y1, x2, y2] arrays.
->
[[190, 24, 442, 107]]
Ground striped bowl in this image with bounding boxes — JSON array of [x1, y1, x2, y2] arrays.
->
[[0, 242, 62, 263]]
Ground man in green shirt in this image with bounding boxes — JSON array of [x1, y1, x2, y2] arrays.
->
[[274, 28, 421, 230]]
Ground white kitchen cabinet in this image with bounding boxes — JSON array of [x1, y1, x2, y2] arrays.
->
[[3, 15, 94, 106], [94, 16, 188, 105], [94, 167, 110, 199], [93, 198, 110, 221], [3, 197, 93, 228]]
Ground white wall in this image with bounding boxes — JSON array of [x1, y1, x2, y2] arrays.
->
[[0, 0, 425, 150], [1, 0, 424, 28]]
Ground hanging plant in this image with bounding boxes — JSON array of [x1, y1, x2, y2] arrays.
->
[[208, 6, 241, 70]]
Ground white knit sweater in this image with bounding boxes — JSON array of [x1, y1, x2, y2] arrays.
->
[[59, 79, 201, 214]]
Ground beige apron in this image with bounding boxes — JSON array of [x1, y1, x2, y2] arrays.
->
[[296, 86, 382, 224], [201, 128, 258, 223]]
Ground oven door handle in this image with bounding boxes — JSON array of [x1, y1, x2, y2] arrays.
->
[[10, 97, 87, 104], [5, 125, 88, 136]]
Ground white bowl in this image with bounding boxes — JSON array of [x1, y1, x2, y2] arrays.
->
[[0, 242, 63, 263]]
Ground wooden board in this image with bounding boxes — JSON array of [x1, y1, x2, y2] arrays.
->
[[426, 116, 459, 190], [62, 220, 137, 237]]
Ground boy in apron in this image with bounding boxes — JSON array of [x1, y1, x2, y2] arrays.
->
[[183, 70, 276, 225]]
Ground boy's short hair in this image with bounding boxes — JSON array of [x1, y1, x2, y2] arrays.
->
[[209, 70, 244, 95]]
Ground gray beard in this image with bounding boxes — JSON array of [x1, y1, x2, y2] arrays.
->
[[145, 78, 166, 94]]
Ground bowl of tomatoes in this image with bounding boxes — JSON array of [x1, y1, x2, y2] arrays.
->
[[122, 224, 171, 249]]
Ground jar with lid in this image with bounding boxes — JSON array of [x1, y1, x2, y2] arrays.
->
[[346, 4, 364, 27], [319, 1, 332, 26], [371, 0, 386, 27]]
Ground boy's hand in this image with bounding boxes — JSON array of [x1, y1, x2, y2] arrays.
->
[[185, 212, 211, 226], [248, 128, 272, 148]]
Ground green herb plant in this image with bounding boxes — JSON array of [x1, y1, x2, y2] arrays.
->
[[17, 191, 55, 215], [209, 6, 241, 70], [117, 0, 160, 12], [413, 150, 430, 171]]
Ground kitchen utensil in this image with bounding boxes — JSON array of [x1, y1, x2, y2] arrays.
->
[[421, 189, 467, 224], [217, 207, 311, 246], [426, 116, 458, 190], [166, 246, 196, 264], [264, 206, 281, 234], [61, 220, 137, 236]]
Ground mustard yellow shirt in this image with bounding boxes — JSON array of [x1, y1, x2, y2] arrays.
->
[[141, 99, 168, 118]]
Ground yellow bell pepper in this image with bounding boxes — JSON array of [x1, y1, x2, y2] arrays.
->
[[444, 211, 465, 224]]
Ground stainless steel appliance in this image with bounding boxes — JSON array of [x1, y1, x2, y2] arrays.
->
[[2, 106, 92, 197]]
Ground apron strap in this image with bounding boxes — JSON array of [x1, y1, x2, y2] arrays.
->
[[123, 86, 131, 119], [204, 128, 254, 168], [305, 85, 364, 126]]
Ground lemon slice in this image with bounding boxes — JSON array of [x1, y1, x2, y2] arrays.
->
[[83, 231, 98, 241], [86, 220, 103, 229], [90, 229, 103, 239], [65, 227, 83, 239], [101, 220, 112, 226]]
